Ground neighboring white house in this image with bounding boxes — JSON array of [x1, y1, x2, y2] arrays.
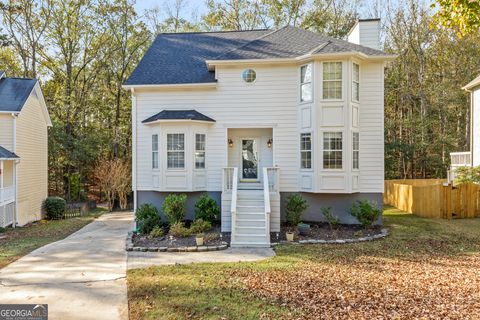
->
[[125, 21, 395, 247], [0, 71, 52, 227], [449, 74, 480, 179]]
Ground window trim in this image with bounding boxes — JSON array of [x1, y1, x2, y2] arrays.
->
[[300, 132, 313, 170], [322, 61, 343, 101], [352, 62, 360, 102], [322, 131, 343, 171], [352, 131, 359, 170], [166, 132, 186, 170], [194, 133, 206, 170], [299, 63, 313, 104], [152, 134, 159, 170]]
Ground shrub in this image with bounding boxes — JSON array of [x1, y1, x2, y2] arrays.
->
[[349, 200, 382, 228], [321, 207, 339, 230], [136, 204, 161, 235], [149, 226, 164, 238], [190, 218, 212, 234], [162, 194, 187, 225], [169, 222, 191, 238], [454, 166, 480, 184], [194, 194, 220, 223], [285, 194, 308, 227], [43, 197, 66, 220]]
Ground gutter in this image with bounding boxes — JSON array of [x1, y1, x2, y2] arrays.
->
[[122, 82, 218, 90]]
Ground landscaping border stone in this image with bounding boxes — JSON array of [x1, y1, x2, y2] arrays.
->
[[271, 228, 389, 246], [126, 232, 229, 252]]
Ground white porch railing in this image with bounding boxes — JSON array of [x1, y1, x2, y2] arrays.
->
[[263, 168, 271, 236], [0, 202, 15, 227], [450, 152, 472, 168], [0, 186, 14, 204], [265, 167, 280, 193], [222, 167, 235, 192], [230, 168, 238, 236]]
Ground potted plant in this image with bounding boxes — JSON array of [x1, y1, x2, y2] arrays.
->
[[297, 222, 311, 235], [285, 194, 309, 241], [195, 233, 204, 246]]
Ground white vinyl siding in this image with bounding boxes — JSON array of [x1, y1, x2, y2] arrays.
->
[[167, 133, 185, 169], [16, 90, 49, 225], [300, 64, 312, 102], [359, 62, 384, 192], [323, 62, 342, 99], [0, 114, 14, 151], [323, 132, 343, 169], [152, 134, 158, 169], [353, 63, 360, 101], [300, 133, 312, 169], [195, 133, 206, 169]]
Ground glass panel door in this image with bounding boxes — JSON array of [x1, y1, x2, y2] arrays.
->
[[241, 139, 258, 180]]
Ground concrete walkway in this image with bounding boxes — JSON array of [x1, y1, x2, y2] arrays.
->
[[0, 211, 134, 320], [128, 247, 275, 269]]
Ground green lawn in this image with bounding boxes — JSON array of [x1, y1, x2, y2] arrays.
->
[[128, 207, 480, 319], [0, 208, 105, 269]]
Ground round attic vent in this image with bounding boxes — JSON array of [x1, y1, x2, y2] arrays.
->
[[242, 69, 256, 83]]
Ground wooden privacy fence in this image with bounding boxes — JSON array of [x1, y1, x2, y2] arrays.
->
[[384, 179, 480, 219]]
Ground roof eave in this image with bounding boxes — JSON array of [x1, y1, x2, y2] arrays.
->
[[206, 52, 397, 69], [122, 82, 218, 90]]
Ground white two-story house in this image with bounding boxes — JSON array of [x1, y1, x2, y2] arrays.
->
[[0, 71, 51, 227], [450, 74, 480, 175], [125, 20, 394, 247]]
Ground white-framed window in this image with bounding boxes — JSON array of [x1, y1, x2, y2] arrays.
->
[[152, 134, 159, 169], [323, 132, 343, 169], [353, 132, 359, 169], [300, 64, 312, 102], [323, 62, 342, 99], [352, 63, 359, 101], [300, 132, 312, 169], [167, 133, 185, 169], [242, 69, 256, 83], [195, 133, 206, 169]]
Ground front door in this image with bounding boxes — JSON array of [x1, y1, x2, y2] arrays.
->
[[241, 139, 258, 181]]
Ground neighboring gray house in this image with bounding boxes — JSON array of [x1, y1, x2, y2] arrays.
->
[[124, 21, 394, 247]]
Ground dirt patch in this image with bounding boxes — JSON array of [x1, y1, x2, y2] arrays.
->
[[271, 223, 383, 242], [133, 226, 231, 248]]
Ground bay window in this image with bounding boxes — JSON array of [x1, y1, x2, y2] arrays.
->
[[353, 63, 359, 101], [152, 134, 158, 169], [300, 64, 312, 102], [353, 132, 359, 169], [167, 133, 185, 169], [300, 132, 312, 169], [323, 62, 342, 99], [323, 132, 343, 169], [195, 134, 206, 169]]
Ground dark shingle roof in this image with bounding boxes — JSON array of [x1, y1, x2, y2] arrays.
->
[[142, 110, 215, 123], [0, 77, 37, 112], [0, 71, 5, 78], [125, 26, 389, 86], [125, 30, 270, 86], [0, 145, 19, 159], [215, 26, 385, 60]]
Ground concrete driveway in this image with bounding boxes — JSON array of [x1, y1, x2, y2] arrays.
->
[[0, 211, 134, 320]]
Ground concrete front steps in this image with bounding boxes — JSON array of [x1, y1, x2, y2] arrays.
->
[[230, 189, 270, 248]]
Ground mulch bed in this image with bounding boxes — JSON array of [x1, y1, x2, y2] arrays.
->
[[133, 226, 231, 248], [271, 223, 383, 242]]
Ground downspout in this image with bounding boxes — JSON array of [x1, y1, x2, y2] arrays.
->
[[12, 113, 17, 228], [131, 88, 137, 229]]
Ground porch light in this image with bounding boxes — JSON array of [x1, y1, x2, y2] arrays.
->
[[228, 139, 233, 148], [267, 138, 273, 148]]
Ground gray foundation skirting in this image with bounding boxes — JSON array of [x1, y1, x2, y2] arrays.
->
[[272, 228, 389, 245], [126, 232, 228, 252]]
